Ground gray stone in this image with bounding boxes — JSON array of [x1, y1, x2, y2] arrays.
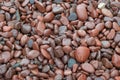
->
[[68, 12, 77, 21], [59, 26, 67, 35]]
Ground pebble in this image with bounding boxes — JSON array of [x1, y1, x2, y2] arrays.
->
[[35, 1, 45, 13], [54, 0, 63, 3], [113, 22, 120, 31], [55, 46, 64, 58], [77, 74, 87, 80], [5, 67, 14, 79], [76, 4, 88, 21], [98, 2, 106, 9], [22, 0, 29, 7], [44, 12, 54, 22], [27, 50, 40, 59], [36, 21, 46, 35], [0, 14, 5, 22], [81, 63, 95, 73], [60, 14, 69, 25], [1, 51, 11, 63], [11, 29, 18, 37], [20, 58, 30, 66], [68, 12, 77, 21], [101, 41, 110, 48], [20, 35, 28, 46], [85, 22, 95, 29], [30, 0, 34, 4], [95, 23, 104, 31], [0, 64, 7, 74], [59, 26, 67, 35], [75, 46, 90, 62], [27, 39, 34, 48], [77, 30, 86, 37], [94, 77, 104, 80], [20, 70, 30, 77], [54, 74, 63, 80], [54, 58, 64, 69], [112, 53, 120, 68], [115, 46, 120, 54], [68, 58, 76, 68], [107, 29, 115, 40], [64, 70, 72, 75], [21, 24, 31, 34], [90, 60, 99, 69], [9, 8, 16, 14], [111, 70, 119, 77], [42, 65, 50, 72], [86, 37, 96, 46], [114, 33, 120, 43], [41, 48, 51, 59], [62, 38, 71, 46], [62, 46, 72, 54], [3, 26, 12, 32], [101, 8, 113, 17], [105, 21, 112, 28], [102, 58, 113, 68], [52, 6, 64, 14]]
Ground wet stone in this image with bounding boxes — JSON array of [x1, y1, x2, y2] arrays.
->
[[68, 58, 76, 68], [27, 39, 34, 48], [59, 26, 67, 35], [68, 12, 77, 21]]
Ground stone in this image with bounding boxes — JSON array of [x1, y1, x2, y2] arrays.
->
[[42, 65, 50, 72], [112, 53, 120, 68], [22, 0, 29, 7], [0, 64, 7, 74], [44, 12, 54, 22], [27, 39, 34, 48], [114, 33, 120, 43], [54, 58, 64, 69], [35, 1, 45, 13], [41, 48, 51, 59], [75, 46, 90, 62], [62, 38, 71, 46], [81, 63, 95, 73], [21, 24, 31, 34], [27, 50, 40, 59], [77, 74, 87, 80], [102, 58, 113, 68], [1, 51, 11, 63], [85, 22, 95, 29], [52, 6, 64, 14], [68, 12, 77, 21], [59, 26, 67, 35], [30, 0, 34, 4], [68, 58, 76, 68], [76, 4, 88, 21], [101, 41, 110, 48], [101, 8, 113, 17], [98, 2, 106, 9]]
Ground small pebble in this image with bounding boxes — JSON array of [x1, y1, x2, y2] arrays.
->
[[101, 8, 113, 17], [68, 12, 77, 21], [27, 50, 40, 59], [114, 33, 120, 43], [21, 24, 31, 34], [81, 63, 95, 73], [94, 77, 104, 80], [59, 26, 67, 35], [0, 64, 7, 74], [42, 65, 50, 72], [30, 0, 35, 4], [35, 1, 45, 13], [98, 3, 106, 9], [54, 0, 63, 3], [101, 41, 110, 48], [52, 6, 64, 14], [68, 58, 76, 68], [75, 46, 90, 62], [62, 38, 71, 46], [27, 39, 34, 48], [1, 51, 11, 63]]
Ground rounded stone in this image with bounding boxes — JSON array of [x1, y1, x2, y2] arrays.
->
[[68, 58, 76, 68], [21, 24, 31, 34], [75, 46, 90, 62], [68, 12, 77, 21]]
